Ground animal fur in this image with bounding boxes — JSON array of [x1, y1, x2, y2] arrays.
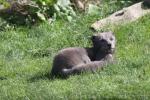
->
[[50, 32, 116, 78]]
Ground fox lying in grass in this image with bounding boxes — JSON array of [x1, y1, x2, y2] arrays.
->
[[51, 32, 116, 78]]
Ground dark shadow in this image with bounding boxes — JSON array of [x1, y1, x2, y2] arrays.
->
[[100, 97, 127, 100], [28, 71, 69, 82], [142, 1, 150, 9], [28, 72, 51, 82], [0, 77, 7, 80], [0, 8, 39, 27], [49, 72, 70, 80], [89, 26, 98, 32]]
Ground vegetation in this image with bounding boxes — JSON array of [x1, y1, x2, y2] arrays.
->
[[0, 0, 150, 99], [0, 0, 142, 26]]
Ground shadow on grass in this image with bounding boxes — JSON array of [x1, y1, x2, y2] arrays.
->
[[100, 97, 127, 100], [28, 72, 69, 82], [27, 72, 51, 82], [0, 77, 7, 80]]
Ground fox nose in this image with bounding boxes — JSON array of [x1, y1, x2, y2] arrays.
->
[[107, 44, 111, 48]]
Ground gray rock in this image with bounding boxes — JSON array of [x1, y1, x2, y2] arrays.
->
[[91, 2, 150, 30], [0, 5, 5, 10]]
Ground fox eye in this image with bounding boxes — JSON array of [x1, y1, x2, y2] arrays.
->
[[110, 37, 113, 41]]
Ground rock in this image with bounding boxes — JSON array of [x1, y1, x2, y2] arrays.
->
[[0, 5, 5, 10], [91, 2, 150, 30], [74, 0, 85, 11], [71, 0, 100, 11]]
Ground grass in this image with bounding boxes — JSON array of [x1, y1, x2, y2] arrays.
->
[[0, 1, 150, 100]]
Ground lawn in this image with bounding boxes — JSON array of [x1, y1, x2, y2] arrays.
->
[[0, 1, 150, 100]]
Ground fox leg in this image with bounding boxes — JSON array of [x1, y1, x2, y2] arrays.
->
[[62, 61, 108, 75]]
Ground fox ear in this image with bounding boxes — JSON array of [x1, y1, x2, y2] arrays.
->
[[109, 31, 115, 35], [91, 34, 97, 41]]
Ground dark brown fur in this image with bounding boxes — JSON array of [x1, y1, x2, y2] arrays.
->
[[50, 32, 116, 78]]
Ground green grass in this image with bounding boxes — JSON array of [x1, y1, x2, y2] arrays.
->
[[0, 1, 150, 100]]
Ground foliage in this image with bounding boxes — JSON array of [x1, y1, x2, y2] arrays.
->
[[0, 0, 56, 26], [31, 0, 57, 20], [54, 0, 76, 21], [0, 0, 10, 7], [0, 18, 13, 31], [0, 0, 77, 26]]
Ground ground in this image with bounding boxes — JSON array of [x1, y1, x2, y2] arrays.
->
[[0, 1, 150, 100]]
